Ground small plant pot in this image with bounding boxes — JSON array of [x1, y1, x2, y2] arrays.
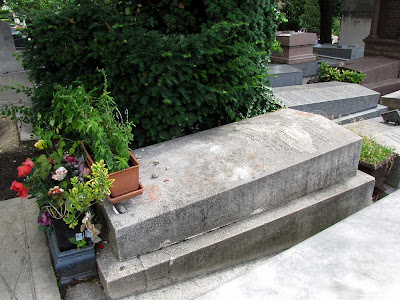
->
[[81, 142, 144, 200], [47, 224, 96, 285], [358, 156, 395, 188]]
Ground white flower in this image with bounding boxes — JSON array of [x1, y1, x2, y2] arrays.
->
[[52, 167, 68, 181]]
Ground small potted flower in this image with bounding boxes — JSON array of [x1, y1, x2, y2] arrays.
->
[[10, 142, 114, 284]]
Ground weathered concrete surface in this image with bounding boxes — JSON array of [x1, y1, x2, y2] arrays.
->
[[0, 71, 32, 107], [197, 189, 400, 300], [0, 21, 24, 74], [267, 64, 302, 87], [344, 117, 400, 188], [100, 109, 363, 260], [0, 198, 60, 300], [273, 82, 380, 120], [381, 90, 400, 110], [98, 171, 374, 299], [65, 282, 106, 300]]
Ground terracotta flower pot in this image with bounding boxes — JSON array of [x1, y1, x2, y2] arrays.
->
[[81, 142, 144, 203]]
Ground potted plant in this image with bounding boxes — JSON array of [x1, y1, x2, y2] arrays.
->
[[35, 74, 144, 203], [10, 142, 114, 284], [357, 135, 396, 189]]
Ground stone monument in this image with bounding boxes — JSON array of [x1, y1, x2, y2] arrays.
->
[[364, 0, 400, 59], [271, 31, 317, 65], [0, 21, 24, 74], [0, 20, 32, 108]]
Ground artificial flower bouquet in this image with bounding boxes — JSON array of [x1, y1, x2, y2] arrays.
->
[[10, 140, 114, 248]]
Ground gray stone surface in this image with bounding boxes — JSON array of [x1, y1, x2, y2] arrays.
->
[[345, 117, 400, 188], [313, 44, 364, 60], [267, 64, 302, 87], [0, 71, 32, 107], [0, 198, 60, 300], [65, 281, 106, 300], [0, 21, 24, 74], [197, 189, 400, 300], [273, 82, 380, 119], [381, 90, 400, 110], [334, 104, 387, 124], [99, 109, 363, 260], [291, 60, 318, 77], [98, 171, 374, 299]]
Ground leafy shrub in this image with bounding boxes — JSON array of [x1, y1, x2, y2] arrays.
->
[[35, 80, 134, 173], [23, 0, 281, 148], [317, 62, 366, 84]]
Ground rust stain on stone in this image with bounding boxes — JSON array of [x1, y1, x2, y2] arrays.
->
[[247, 153, 256, 160], [147, 184, 160, 202], [294, 111, 315, 117]]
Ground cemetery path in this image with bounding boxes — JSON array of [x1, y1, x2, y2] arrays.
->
[[0, 117, 40, 201]]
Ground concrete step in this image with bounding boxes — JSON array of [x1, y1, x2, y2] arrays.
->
[[341, 56, 400, 84], [98, 109, 362, 261], [267, 64, 302, 87], [272, 82, 380, 119], [197, 189, 400, 300], [363, 78, 400, 96], [334, 104, 388, 125], [97, 171, 374, 299]]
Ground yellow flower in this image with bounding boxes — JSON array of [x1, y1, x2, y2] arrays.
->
[[34, 139, 45, 149]]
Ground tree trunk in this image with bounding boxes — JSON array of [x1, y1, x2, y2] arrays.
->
[[318, 0, 336, 44]]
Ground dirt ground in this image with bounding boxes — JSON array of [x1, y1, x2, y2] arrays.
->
[[0, 117, 40, 200]]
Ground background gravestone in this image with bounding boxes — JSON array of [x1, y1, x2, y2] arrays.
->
[[0, 20, 24, 74], [364, 0, 400, 59], [0, 20, 32, 108]]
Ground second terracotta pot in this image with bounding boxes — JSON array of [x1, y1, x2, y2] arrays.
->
[[81, 142, 141, 198]]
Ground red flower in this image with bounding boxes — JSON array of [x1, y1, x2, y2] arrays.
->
[[10, 181, 28, 198], [17, 159, 35, 177], [23, 159, 34, 169], [65, 155, 77, 163]]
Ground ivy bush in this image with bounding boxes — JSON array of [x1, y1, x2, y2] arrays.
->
[[317, 61, 366, 84], [24, 0, 281, 147]]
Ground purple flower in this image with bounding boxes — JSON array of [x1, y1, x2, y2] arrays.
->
[[38, 211, 52, 226]]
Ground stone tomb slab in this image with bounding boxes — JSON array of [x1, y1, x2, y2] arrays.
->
[[100, 109, 362, 260], [267, 64, 302, 87], [0, 21, 23, 74], [272, 82, 380, 119]]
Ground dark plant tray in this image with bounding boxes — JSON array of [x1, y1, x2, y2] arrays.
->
[[47, 230, 96, 285], [382, 110, 400, 125]]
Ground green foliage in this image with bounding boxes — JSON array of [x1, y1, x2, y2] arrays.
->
[[23, 0, 281, 148], [64, 160, 114, 229], [359, 135, 395, 167], [332, 17, 340, 36], [69, 237, 87, 249], [35, 80, 134, 173], [317, 62, 366, 84], [299, 0, 320, 31]]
